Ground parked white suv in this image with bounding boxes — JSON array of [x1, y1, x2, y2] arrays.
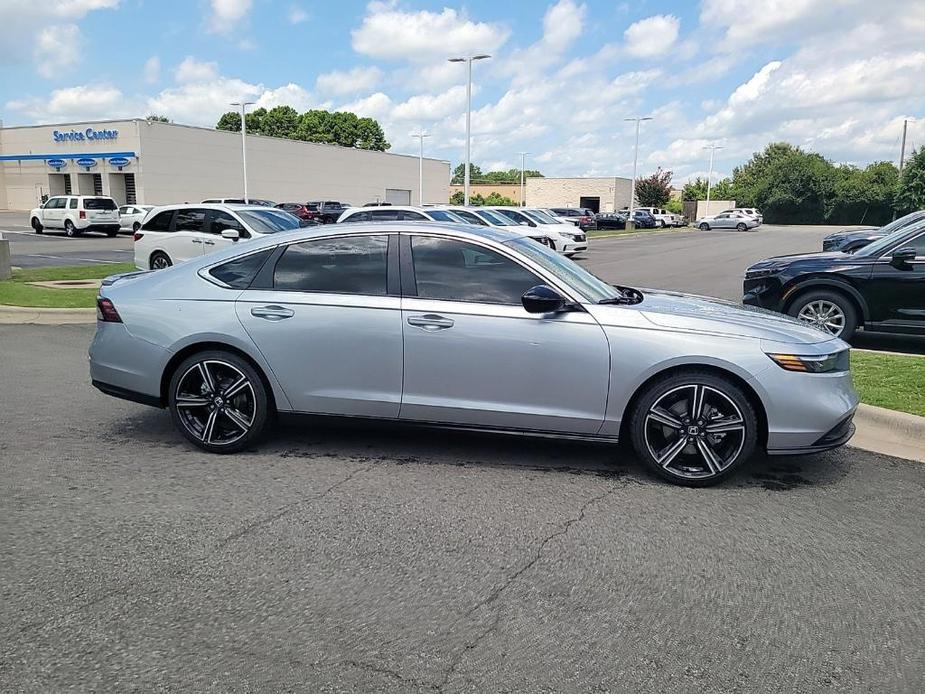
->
[[134, 204, 301, 270], [30, 195, 121, 237], [490, 207, 589, 256], [621, 207, 682, 228], [337, 205, 467, 224]]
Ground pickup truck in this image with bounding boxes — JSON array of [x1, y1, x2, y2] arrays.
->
[[308, 201, 350, 224]]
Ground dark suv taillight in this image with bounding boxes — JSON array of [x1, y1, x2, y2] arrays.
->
[[96, 297, 122, 323]]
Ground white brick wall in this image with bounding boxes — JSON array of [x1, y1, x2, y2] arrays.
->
[[525, 177, 633, 212]]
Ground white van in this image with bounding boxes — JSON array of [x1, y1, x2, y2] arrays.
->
[[30, 195, 121, 237]]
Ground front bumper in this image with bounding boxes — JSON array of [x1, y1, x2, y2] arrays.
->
[[742, 277, 786, 311]]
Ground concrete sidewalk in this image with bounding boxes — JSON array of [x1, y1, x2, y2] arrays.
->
[[0, 305, 96, 324], [850, 403, 925, 463]]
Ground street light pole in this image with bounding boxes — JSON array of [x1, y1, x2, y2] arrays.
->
[[449, 54, 491, 205], [625, 116, 652, 223], [899, 119, 911, 172], [411, 128, 431, 205], [230, 101, 255, 201], [518, 151, 530, 206], [703, 143, 724, 218]]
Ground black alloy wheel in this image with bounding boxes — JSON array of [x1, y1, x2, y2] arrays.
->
[[150, 252, 172, 270]]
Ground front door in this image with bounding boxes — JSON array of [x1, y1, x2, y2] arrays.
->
[[236, 234, 403, 417], [205, 209, 249, 255], [866, 230, 925, 332], [43, 197, 66, 228], [399, 234, 610, 434], [170, 207, 212, 262]]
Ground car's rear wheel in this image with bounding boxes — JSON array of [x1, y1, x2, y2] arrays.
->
[[106, 230, 118, 238], [150, 252, 172, 270], [699, 222, 710, 231], [736, 222, 748, 231], [787, 289, 858, 340], [64, 220, 77, 237], [168, 351, 270, 454], [629, 371, 758, 486], [31, 217, 43, 234]]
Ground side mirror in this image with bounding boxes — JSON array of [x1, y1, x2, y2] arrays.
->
[[891, 246, 917, 265], [522, 284, 565, 314], [221, 229, 240, 241]]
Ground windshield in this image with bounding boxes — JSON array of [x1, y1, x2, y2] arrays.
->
[[506, 237, 622, 303], [237, 209, 301, 233], [854, 220, 925, 257], [495, 209, 532, 225], [427, 210, 465, 222], [522, 209, 559, 225], [877, 210, 925, 235], [474, 209, 512, 226]]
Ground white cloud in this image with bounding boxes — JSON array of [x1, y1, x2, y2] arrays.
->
[[174, 56, 220, 83], [391, 86, 467, 121], [7, 84, 138, 123], [35, 24, 81, 77], [143, 55, 161, 84], [256, 83, 315, 112], [208, 0, 252, 34], [339, 92, 394, 121], [501, 0, 586, 81], [700, 0, 846, 49], [316, 66, 383, 96], [352, 3, 509, 61], [51, 0, 120, 18], [624, 15, 679, 58], [147, 77, 262, 126], [288, 5, 308, 24]]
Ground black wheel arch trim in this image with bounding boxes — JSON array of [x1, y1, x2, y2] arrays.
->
[[782, 278, 870, 321]]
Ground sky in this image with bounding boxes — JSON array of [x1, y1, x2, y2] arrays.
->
[[0, 0, 922, 183]]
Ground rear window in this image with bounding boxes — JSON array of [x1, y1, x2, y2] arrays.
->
[[142, 210, 173, 232], [83, 197, 117, 210], [237, 209, 301, 233], [209, 249, 274, 289]]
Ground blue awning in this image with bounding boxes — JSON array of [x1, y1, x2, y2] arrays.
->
[[0, 151, 137, 162]]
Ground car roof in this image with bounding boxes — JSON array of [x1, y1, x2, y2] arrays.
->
[[146, 203, 274, 213]]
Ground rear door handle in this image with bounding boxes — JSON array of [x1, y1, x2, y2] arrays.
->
[[191, 238, 202, 244], [203, 240, 215, 246], [251, 305, 295, 321], [407, 314, 454, 331]]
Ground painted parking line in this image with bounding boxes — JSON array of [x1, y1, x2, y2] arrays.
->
[[24, 252, 131, 264]]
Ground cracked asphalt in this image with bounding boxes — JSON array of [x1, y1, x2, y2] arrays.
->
[[2, 324, 924, 693]]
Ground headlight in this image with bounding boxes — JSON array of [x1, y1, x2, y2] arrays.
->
[[767, 350, 850, 373], [745, 263, 787, 279]]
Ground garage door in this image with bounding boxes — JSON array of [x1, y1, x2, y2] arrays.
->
[[385, 188, 411, 205]]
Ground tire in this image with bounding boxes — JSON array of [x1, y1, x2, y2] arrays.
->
[[31, 217, 43, 234], [658, 220, 666, 228], [168, 350, 270, 454], [786, 289, 858, 340], [629, 371, 758, 487], [699, 223, 710, 231], [132, 222, 141, 233], [64, 220, 77, 237], [150, 252, 172, 270], [736, 222, 748, 232], [106, 230, 118, 238]]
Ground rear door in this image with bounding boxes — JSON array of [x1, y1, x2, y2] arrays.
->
[[866, 230, 925, 331], [236, 233, 403, 416]]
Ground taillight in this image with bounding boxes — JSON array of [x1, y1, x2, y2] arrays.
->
[[79, 210, 86, 219], [96, 297, 122, 323], [133, 232, 143, 242]]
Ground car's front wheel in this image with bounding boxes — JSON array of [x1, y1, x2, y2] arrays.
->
[[31, 217, 43, 234], [699, 222, 710, 231], [629, 371, 758, 486], [787, 290, 858, 340], [168, 350, 270, 453]]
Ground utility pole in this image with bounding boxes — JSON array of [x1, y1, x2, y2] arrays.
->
[[625, 116, 652, 225], [518, 151, 530, 206], [411, 128, 431, 205], [448, 54, 491, 205], [900, 119, 910, 172], [230, 101, 255, 201], [703, 142, 724, 218]]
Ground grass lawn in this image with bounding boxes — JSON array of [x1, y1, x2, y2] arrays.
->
[[0, 263, 136, 309], [852, 350, 925, 417]]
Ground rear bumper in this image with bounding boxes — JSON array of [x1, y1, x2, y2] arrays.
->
[[83, 223, 121, 232], [92, 380, 163, 408]]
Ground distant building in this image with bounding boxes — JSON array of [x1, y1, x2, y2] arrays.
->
[[526, 176, 633, 213], [448, 182, 524, 204]]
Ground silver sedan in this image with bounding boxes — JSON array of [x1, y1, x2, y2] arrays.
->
[[90, 222, 857, 486], [696, 212, 761, 231]]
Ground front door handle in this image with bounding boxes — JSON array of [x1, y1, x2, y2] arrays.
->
[[251, 305, 295, 321], [203, 240, 215, 246], [191, 238, 202, 244], [407, 314, 454, 331]]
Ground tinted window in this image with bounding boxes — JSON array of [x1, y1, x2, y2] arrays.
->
[[274, 236, 388, 294], [411, 236, 540, 304], [237, 209, 300, 233], [68, 198, 78, 209], [202, 199, 220, 204], [474, 209, 510, 226], [401, 210, 428, 221], [426, 210, 459, 222], [454, 210, 486, 225], [903, 232, 925, 257], [175, 208, 208, 232], [209, 249, 273, 289], [209, 211, 246, 236], [495, 209, 532, 226], [523, 210, 558, 224], [225, 198, 246, 204], [306, 203, 319, 211], [84, 197, 117, 210], [143, 210, 173, 232], [369, 208, 401, 221], [342, 211, 370, 223]]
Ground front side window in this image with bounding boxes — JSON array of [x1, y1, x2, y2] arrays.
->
[[342, 211, 370, 223], [209, 249, 274, 288], [454, 210, 486, 225], [410, 236, 541, 304], [209, 211, 247, 236], [175, 208, 208, 232], [473, 209, 511, 226], [426, 210, 461, 222], [522, 209, 558, 225], [274, 235, 389, 295], [143, 210, 173, 232], [401, 210, 428, 221]]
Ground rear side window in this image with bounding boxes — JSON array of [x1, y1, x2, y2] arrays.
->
[[369, 208, 400, 221], [342, 211, 370, 223], [401, 210, 428, 221], [273, 235, 389, 295], [175, 209, 208, 232], [143, 210, 174, 232], [84, 197, 117, 210], [69, 198, 78, 209], [453, 210, 486, 225], [426, 210, 457, 222], [209, 249, 274, 289]]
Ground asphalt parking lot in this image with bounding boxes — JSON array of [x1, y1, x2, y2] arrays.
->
[[2, 324, 924, 692]]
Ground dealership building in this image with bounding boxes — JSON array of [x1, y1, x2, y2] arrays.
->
[[0, 119, 450, 211]]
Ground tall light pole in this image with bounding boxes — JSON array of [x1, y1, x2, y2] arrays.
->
[[230, 101, 255, 201], [899, 118, 913, 172], [625, 116, 652, 223], [411, 128, 431, 205], [518, 151, 530, 206], [703, 142, 724, 218], [449, 54, 491, 205]]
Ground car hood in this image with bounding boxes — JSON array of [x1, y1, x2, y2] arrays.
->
[[746, 250, 851, 269], [824, 227, 880, 241], [627, 289, 833, 344]]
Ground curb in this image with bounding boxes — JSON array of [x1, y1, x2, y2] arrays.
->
[[588, 227, 695, 240], [849, 403, 925, 463], [0, 304, 96, 325]]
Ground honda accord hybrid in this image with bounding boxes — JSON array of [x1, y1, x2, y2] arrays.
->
[[90, 222, 858, 486]]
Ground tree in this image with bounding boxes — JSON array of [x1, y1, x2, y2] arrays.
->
[[452, 163, 483, 184], [896, 147, 925, 214], [145, 114, 170, 122], [260, 105, 300, 139], [482, 192, 517, 206], [451, 163, 543, 184], [634, 168, 673, 207], [449, 190, 465, 204], [216, 111, 241, 132]]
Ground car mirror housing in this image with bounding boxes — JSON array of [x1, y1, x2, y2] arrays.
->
[[890, 246, 917, 265], [522, 285, 566, 314], [221, 229, 241, 241]]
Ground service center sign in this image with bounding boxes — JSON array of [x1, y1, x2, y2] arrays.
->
[[52, 127, 119, 142]]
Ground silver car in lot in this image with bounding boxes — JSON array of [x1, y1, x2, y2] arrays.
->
[[696, 211, 761, 231], [90, 222, 858, 486]]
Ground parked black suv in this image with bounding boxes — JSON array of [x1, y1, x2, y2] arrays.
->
[[821, 210, 925, 252], [308, 201, 350, 224], [744, 222, 925, 340]]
